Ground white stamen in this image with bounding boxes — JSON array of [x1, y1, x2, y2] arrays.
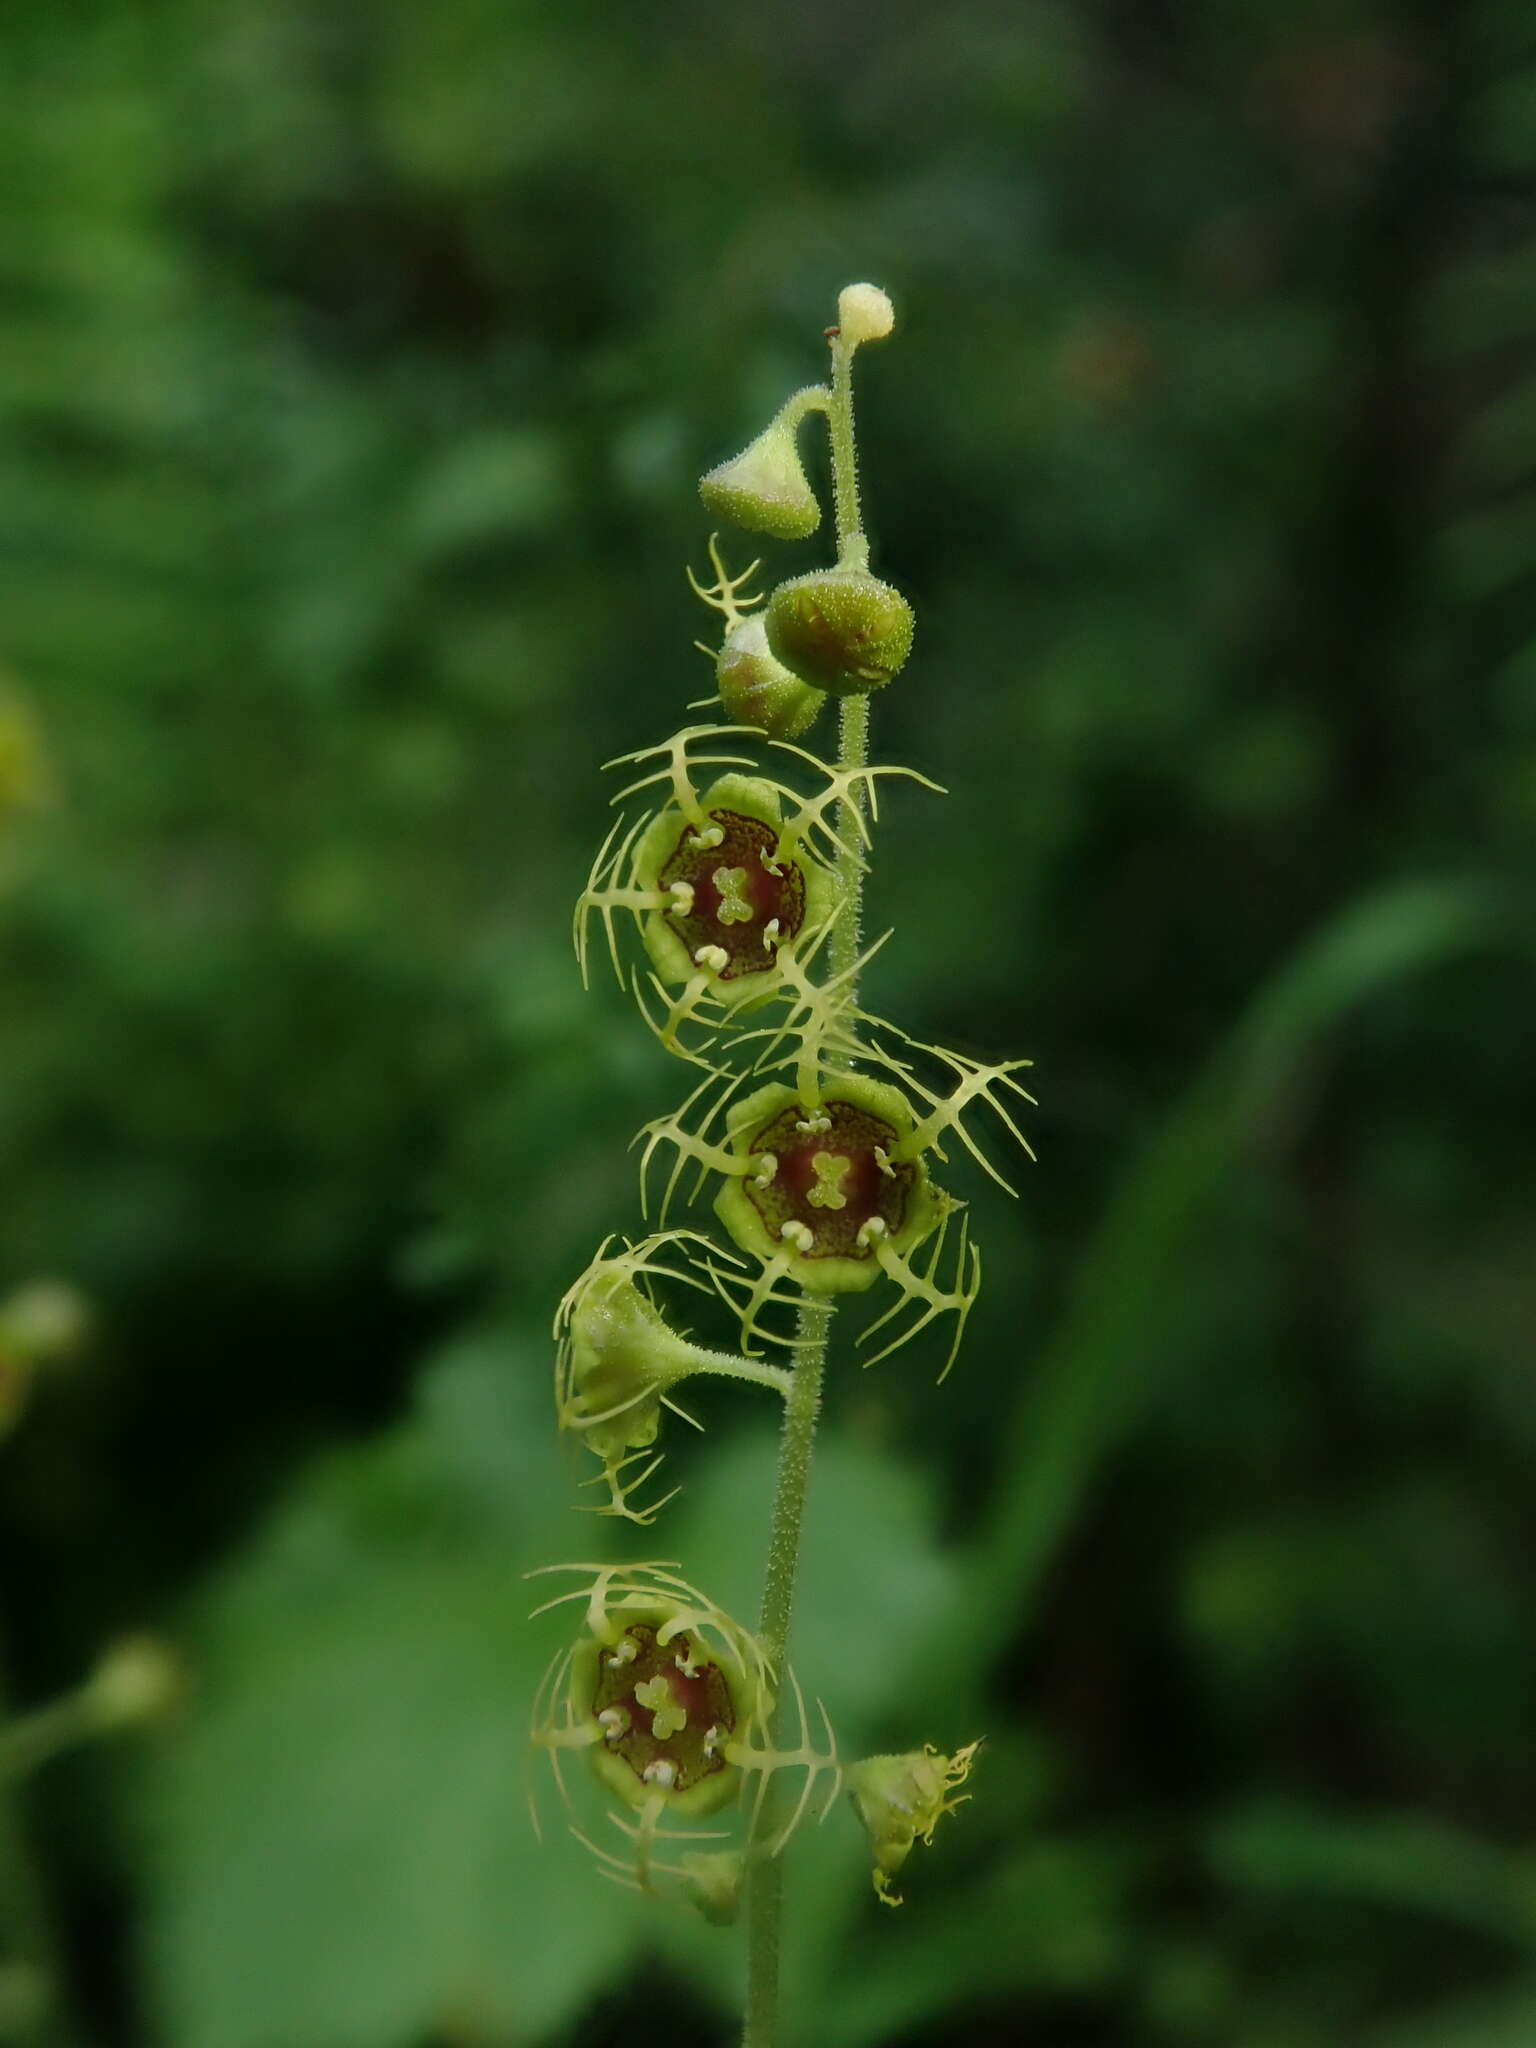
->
[[693, 944, 729, 975], [686, 825, 725, 852], [752, 1152, 778, 1189], [780, 1221, 814, 1252], [642, 1758, 678, 1790], [857, 1216, 888, 1247], [667, 880, 695, 916]]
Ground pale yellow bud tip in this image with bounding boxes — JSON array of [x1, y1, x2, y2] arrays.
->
[[86, 1635, 187, 1731], [838, 283, 895, 345], [0, 1280, 92, 1368]]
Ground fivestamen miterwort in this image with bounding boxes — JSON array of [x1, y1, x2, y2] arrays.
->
[[532, 284, 1029, 2048]]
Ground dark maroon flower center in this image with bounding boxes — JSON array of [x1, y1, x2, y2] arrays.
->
[[657, 810, 806, 980], [590, 1624, 736, 1790], [743, 1097, 916, 1261]]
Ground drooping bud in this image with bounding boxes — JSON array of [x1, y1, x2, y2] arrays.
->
[[837, 282, 895, 346], [716, 614, 826, 740], [699, 394, 822, 541], [764, 568, 914, 695], [845, 1740, 980, 1905]]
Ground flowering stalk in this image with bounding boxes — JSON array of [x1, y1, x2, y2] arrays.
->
[[534, 286, 1031, 2048], [742, 309, 878, 2046]]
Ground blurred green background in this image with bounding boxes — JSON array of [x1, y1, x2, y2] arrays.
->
[[2, 0, 1534, 2043]]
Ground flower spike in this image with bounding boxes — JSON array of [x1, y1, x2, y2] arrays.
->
[[539, 287, 1035, 1956]]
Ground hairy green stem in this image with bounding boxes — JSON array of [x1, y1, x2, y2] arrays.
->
[[687, 1351, 796, 1400], [743, 326, 875, 2047], [828, 336, 864, 565], [779, 384, 831, 436], [827, 695, 869, 992]]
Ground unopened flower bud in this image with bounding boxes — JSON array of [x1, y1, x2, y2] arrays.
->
[[765, 569, 914, 695], [86, 1634, 186, 1733], [699, 399, 822, 542], [837, 283, 895, 346], [717, 615, 826, 740], [0, 1280, 92, 1368]]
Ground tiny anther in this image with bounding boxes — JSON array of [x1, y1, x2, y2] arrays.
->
[[752, 1153, 779, 1189], [857, 1216, 889, 1248], [693, 944, 730, 975], [781, 1220, 815, 1252], [873, 1145, 896, 1179], [711, 866, 754, 927], [794, 1111, 833, 1135], [598, 1706, 630, 1743], [667, 880, 695, 916], [759, 847, 787, 876], [642, 1758, 678, 1790], [686, 824, 725, 852], [806, 1151, 852, 1211], [606, 1638, 638, 1669], [762, 917, 782, 946], [702, 1724, 723, 1759], [674, 1644, 702, 1679]]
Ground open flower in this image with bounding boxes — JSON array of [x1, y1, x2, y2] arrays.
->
[[529, 1563, 839, 1900]]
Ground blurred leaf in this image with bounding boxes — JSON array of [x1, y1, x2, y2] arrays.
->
[[138, 1332, 643, 2048], [816, 1838, 1139, 2048], [670, 1425, 960, 1735], [1208, 1797, 1536, 1950], [1371, 1982, 1536, 2048], [920, 877, 1511, 1712]]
